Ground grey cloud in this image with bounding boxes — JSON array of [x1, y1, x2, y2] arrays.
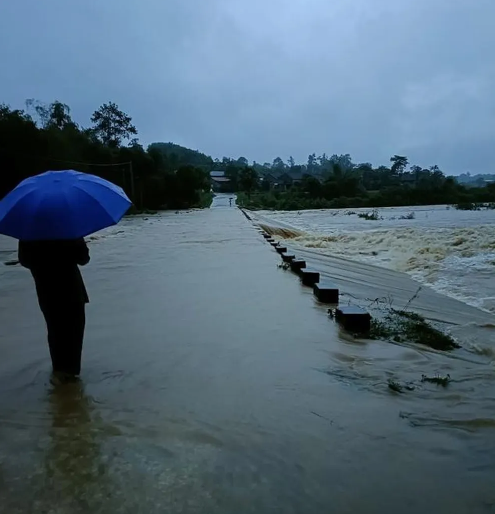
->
[[0, 0, 494, 173]]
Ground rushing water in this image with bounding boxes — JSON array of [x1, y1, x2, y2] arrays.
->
[[251, 205, 495, 313], [0, 196, 494, 513]]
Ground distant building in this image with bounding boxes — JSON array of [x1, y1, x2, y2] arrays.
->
[[260, 170, 308, 191], [287, 170, 304, 185], [260, 171, 285, 191], [210, 171, 225, 178], [210, 170, 232, 193]]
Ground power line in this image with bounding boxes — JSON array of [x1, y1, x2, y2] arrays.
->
[[0, 148, 136, 202], [0, 147, 131, 167], [47, 158, 132, 167]]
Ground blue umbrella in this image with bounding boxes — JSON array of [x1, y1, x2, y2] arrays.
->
[[0, 170, 132, 240]]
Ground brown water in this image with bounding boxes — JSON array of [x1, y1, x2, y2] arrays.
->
[[0, 195, 494, 513]]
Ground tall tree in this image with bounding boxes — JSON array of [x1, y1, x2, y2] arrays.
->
[[25, 99, 74, 129], [236, 156, 249, 167], [225, 163, 241, 190], [91, 102, 137, 148], [239, 167, 258, 198], [329, 154, 353, 171], [48, 101, 73, 129], [272, 157, 285, 172], [307, 153, 317, 173], [390, 155, 408, 175]]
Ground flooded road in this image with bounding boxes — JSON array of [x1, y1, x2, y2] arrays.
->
[[252, 205, 495, 313], [1, 196, 494, 513]]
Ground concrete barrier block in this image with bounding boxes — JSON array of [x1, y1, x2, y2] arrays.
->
[[275, 245, 287, 253], [281, 253, 295, 262], [335, 306, 371, 333], [270, 241, 279, 247], [313, 282, 339, 303], [300, 268, 320, 286], [262, 233, 271, 239], [290, 259, 306, 273]]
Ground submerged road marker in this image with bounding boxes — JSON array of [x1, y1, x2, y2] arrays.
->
[[249, 216, 372, 336], [313, 282, 339, 304], [300, 269, 320, 286], [281, 252, 295, 263], [335, 306, 371, 333], [290, 259, 306, 273]]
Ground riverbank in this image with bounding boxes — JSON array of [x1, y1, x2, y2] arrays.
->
[[236, 189, 495, 212], [0, 207, 494, 513]]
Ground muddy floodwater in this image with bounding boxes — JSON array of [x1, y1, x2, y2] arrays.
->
[[0, 194, 494, 513]]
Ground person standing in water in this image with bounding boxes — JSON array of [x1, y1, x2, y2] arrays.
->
[[18, 238, 90, 383]]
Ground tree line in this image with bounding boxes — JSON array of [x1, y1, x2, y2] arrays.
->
[[188, 151, 495, 210], [2, 98, 494, 212], [0, 100, 212, 210], [233, 155, 495, 211]]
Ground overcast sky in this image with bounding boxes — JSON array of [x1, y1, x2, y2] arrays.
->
[[1, 0, 494, 173]]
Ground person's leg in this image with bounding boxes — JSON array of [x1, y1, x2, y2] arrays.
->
[[41, 302, 86, 376], [41, 304, 65, 373], [63, 303, 86, 376]]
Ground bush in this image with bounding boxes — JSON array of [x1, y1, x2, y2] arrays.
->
[[358, 209, 380, 220]]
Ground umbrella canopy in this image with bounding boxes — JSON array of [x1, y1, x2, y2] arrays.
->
[[0, 170, 132, 241]]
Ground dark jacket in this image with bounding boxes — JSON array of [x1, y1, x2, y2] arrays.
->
[[18, 239, 90, 308]]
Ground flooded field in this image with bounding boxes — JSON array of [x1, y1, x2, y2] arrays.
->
[[0, 196, 494, 513]]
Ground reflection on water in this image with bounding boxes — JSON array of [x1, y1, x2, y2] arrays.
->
[[42, 382, 110, 511], [0, 376, 118, 513], [0, 198, 495, 513]]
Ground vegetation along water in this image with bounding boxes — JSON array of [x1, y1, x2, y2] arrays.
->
[[2, 99, 495, 212]]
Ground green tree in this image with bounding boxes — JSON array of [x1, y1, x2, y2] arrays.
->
[[0, 104, 43, 197], [318, 153, 328, 167], [307, 153, 317, 173], [225, 163, 241, 190], [239, 167, 258, 198], [91, 102, 137, 148], [25, 99, 74, 129], [272, 157, 285, 172], [301, 176, 322, 198], [236, 156, 249, 167], [390, 155, 408, 175], [175, 165, 208, 206], [48, 101, 74, 129], [330, 154, 353, 171]]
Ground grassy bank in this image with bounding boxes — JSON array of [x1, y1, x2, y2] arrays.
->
[[236, 191, 344, 210], [368, 309, 459, 351], [236, 189, 495, 211]]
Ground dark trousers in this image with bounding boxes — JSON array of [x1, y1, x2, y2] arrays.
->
[[41, 302, 86, 375]]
